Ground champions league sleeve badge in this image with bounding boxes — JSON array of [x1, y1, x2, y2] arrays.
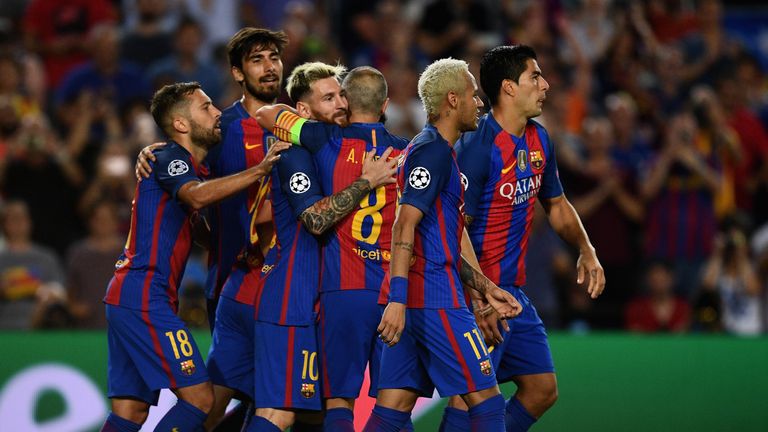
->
[[408, 166, 431, 189], [168, 159, 190, 176]]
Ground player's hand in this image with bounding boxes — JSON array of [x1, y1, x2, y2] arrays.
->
[[255, 140, 291, 176], [361, 147, 398, 189], [484, 286, 522, 320], [473, 299, 505, 346], [377, 301, 406, 347], [577, 249, 605, 299], [135, 142, 166, 180]]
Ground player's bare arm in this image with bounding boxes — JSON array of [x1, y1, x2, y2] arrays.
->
[[299, 148, 397, 235], [541, 194, 605, 299], [177, 140, 290, 210], [134, 142, 166, 180], [377, 203, 422, 347], [254, 103, 298, 136]]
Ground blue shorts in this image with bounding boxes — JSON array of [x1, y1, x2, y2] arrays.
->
[[207, 296, 255, 399], [253, 321, 321, 410], [318, 290, 383, 399], [378, 308, 497, 398], [106, 304, 209, 404], [490, 287, 555, 382]]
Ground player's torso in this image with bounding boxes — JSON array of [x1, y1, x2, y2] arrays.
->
[[313, 123, 408, 292], [460, 115, 553, 288], [208, 102, 274, 301], [105, 145, 206, 311]]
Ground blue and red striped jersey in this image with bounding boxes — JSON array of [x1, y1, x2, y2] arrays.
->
[[297, 121, 409, 293], [456, 113, 563, 288], [206, 101, 274, 303], [104, 141, 208, 311], [379, 124, 465, 309], [255, 145, 323, 325]]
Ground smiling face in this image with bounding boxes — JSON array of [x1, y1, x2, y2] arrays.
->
[[186, 89, 222, 149], [299, 76, 349, 126], [232, 44, 284, 104], [457, 71, 484, 132], [511, 58, 549, 119]]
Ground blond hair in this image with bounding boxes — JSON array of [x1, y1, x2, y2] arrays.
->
[[286, 62, 347, 103], [417, 58, 469, 119]]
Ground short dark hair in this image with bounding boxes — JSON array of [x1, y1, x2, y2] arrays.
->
[[150, 82, 201, 136], [480, 45, 537, 106], [227, 28, 288, 70], [342, 66, 387, 116]]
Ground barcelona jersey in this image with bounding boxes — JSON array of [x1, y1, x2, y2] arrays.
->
[[379, 124, 465, 309], [295, 121, 409, 292], [104, 141, 208, 312], [456, 113, 563, 288], [204, 101, 274, 302], [255, 146, 323, 325]]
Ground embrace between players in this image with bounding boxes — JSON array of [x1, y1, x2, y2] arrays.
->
[[101, 27, 605, 432]]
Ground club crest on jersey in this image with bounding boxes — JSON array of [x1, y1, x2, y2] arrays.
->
[[480, 359, 492, 376], [168, 159, 189, 176], [530, 150, 543, 170], [408, 167, 430, 189], [461, 173, 469, 191], [289, 172, 311, 194], [516, 150, 527, 172], [301, 383, 316, 398], [180, 360, 196, 376]]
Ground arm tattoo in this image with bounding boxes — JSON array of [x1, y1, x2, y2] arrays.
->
[[394, 241, 413, 252], [299, 178, 371, 235], [459, 256, 493, 295]]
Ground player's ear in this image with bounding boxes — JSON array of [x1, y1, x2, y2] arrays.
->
[[502, 79, 515, 98], [296, 101, 312, 119], [172, 116, 189, 134], [447, 91, 459, 110], [231, 66, 244, 85], [381, 97, 390, 116]]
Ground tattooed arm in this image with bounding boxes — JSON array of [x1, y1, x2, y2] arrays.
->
[[298, 147, 398, 235], [300, 178, 372, 235]]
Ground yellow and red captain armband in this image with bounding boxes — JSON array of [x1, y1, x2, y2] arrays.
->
[[274, 110, 307, 146]]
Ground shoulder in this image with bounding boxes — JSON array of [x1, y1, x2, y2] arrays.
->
[[220, 102, 247, 132], [153, 143, 191, 172]]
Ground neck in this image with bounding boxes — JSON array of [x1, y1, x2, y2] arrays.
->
[[432, 116, 460, 146], [175, 137, 208, 165], [348, 112, 380, 124], [492, 103, 528, 137], [242, 93, 274, 118], [6, 239, 31, 252]]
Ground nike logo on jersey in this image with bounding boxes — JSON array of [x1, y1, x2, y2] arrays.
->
[[245, 141, 262, 150], [501, 159, 517, 174]]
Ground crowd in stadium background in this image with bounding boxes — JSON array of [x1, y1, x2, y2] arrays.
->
[[0, 0, 767, 335]]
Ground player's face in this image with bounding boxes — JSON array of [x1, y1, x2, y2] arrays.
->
[[187, 89, 222, 149], [457, 71, 484, 132], [514, 58, 549, 119], [302, 77, 349, 126], [233, 44, 284, 103]]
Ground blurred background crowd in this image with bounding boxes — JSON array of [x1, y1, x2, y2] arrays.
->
[[0, 0, 766, 336]]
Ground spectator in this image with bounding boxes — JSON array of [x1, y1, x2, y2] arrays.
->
[[21, 0, 117, 90], [0, 200, 67, 329], [701, 228, 764, 335], [65, 201, 123, 329], [146, 16, 224, 105], [119, 0, 174, 69], [625, 260, 690, 333]]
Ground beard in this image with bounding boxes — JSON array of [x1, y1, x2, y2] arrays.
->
[[190, 119, 221, 149], [244, 77, 281, 104]]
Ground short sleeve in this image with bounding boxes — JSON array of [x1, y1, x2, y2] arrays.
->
[[154, 148, 202, 201], [538, 128, 564, 199], [277, 146, 324, 219], [298, 121, 340, 153], [398, 143, 452, 215], [456, 133, 490, 217]]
